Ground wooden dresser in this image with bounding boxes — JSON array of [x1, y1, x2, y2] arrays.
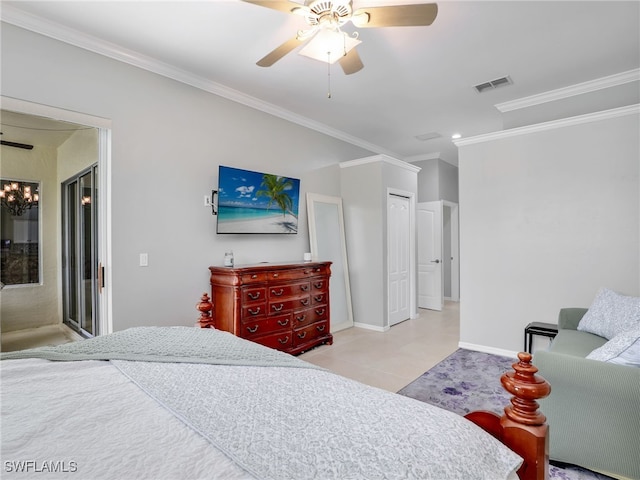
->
[[201, 262, 333, 355]]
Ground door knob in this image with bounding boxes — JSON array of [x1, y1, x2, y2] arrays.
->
[[431, 259, 440, 264]]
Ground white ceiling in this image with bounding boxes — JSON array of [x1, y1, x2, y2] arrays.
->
[[0, 110, 86, 148], [2, 1, 639, 164]]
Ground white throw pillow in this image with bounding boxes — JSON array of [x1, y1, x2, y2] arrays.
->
[[577, 288, 640, 340], [586, 327, 640, 367]]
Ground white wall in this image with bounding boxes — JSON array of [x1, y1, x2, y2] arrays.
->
[[414, 158, 459, 204], [1, 23, 374, 332], [340, 155, 419, 330], [458, 108, 640, 353], [0, 144, 59, 331]]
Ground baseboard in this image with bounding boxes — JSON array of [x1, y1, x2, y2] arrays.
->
[[59, 324, 84, 341], [458, 341, 519, 359], [353, 322, 388, 332]]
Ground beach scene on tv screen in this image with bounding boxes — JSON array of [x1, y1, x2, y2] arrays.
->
[[217, 166, 300, 234]]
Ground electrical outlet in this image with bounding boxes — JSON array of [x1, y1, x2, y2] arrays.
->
[[204, 195, 211, 207], [139, 253, 148, 267]]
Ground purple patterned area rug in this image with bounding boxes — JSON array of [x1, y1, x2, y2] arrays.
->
[[397, 349, 613, 480]]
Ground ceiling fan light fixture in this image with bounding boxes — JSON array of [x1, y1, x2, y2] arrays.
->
[[298, 29, 361, 64]]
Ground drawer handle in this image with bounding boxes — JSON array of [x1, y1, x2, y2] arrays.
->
[[315, 308, 325, 316], [297, 331, 307, 339], [272, 304, 284, 312], [251, 274, 258, 279], [271, 288, 284, 296], [248, 292, 261, 300], [247, 325, 259, 333], [314, 268, 321, 272], [314, 282, 324, 289], [300, 285, 309, 292], [314, 295, 323, 302], [317, 325, 326, 332], [296, 315, 306, 323], [248, 307, 261, 315], [278, 336, 289, 344], [277, 319, 289, 326], [300, 299, 309, 306], [273, 273, 279, 278]]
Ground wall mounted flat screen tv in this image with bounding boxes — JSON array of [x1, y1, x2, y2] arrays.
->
[[217, 165, 300, 234]]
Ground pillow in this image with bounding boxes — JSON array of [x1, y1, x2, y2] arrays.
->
[[577, 288, 640, 340], [586, 327, 640, 367]]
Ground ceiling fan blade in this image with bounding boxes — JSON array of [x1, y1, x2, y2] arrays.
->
[[241, 0, 299, 14], [339, 48, 364, 75], [352, 3, 438, 28], [256, 37, 303, 67]]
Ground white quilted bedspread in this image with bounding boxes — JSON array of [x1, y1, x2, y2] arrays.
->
[[2, 327, 523, 479], [1, 358, 252, 480]]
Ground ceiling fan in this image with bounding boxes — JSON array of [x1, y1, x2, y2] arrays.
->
[[242, 0, 438, 75]]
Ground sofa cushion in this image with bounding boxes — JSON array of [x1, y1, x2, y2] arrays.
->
[[586, 327, 640, 367], [549, 329, 607, 358], [577, 288, 640, 340]]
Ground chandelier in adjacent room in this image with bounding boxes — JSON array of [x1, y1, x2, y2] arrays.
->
[[0, 181, 39, 216]]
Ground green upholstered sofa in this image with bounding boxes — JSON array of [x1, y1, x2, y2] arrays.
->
[[534, 308, 640, 480]]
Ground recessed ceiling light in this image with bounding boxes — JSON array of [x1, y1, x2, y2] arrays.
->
[[451, 133, 462, 140]]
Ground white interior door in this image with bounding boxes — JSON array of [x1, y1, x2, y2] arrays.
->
[[388, 194, 411, 326], [417, 201, 443, 311]]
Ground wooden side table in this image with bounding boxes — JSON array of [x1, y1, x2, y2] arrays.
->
[[524, 322, 558, 353]]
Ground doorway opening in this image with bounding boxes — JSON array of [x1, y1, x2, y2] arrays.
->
[[417, 200, 459, 311], [0, 97, 111, 347]]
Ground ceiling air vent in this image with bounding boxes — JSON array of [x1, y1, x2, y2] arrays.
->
[[414, 132, 442, 142], [474, 76, 513, 93]]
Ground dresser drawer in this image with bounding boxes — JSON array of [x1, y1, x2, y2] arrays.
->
[[241, 303, 267, 321], [241, 314, 292, 339], [240, 272, 268, 284], [311, 292, 327, 305], [268, 282, 310, 299], [267, 268, 309, 282], [252, 330, 292, 350], [293, 320, 329, 348], [268, 297, 312, 315], [293, 305, 328, 328], [242, 287, 266, 303], [305, 265, 330, 277], [311, 278, 328, 292]]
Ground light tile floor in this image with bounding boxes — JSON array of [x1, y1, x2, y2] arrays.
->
[[1, 323, 83, 352], [299, 301, 460, 392]]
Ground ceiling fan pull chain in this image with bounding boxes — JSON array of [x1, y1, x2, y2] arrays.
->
[[327, 51, 332, 99]]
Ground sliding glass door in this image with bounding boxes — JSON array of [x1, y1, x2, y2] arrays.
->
[[62, 165, 99, 337]]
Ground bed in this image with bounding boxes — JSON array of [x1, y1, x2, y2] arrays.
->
[[1, 325, 549, 480]]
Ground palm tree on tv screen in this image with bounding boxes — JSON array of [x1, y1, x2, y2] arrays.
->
[[256, 174, 295, 217]]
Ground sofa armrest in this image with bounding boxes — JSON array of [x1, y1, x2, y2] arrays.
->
[[534, 349, 640, 478], [557, 308, 588, 330]]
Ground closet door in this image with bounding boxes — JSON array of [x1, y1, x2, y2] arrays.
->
[[388, 193, 411, 326], [62, 165, 99, 337]]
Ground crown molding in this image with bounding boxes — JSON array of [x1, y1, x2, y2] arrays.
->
[[0, 5, 397, 158], [405, 151, 442, 162], [454, 104, 639, 148], [340, 154, 421, 173], [1, 95, 112, 128], [495, 69, 640, 113]]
